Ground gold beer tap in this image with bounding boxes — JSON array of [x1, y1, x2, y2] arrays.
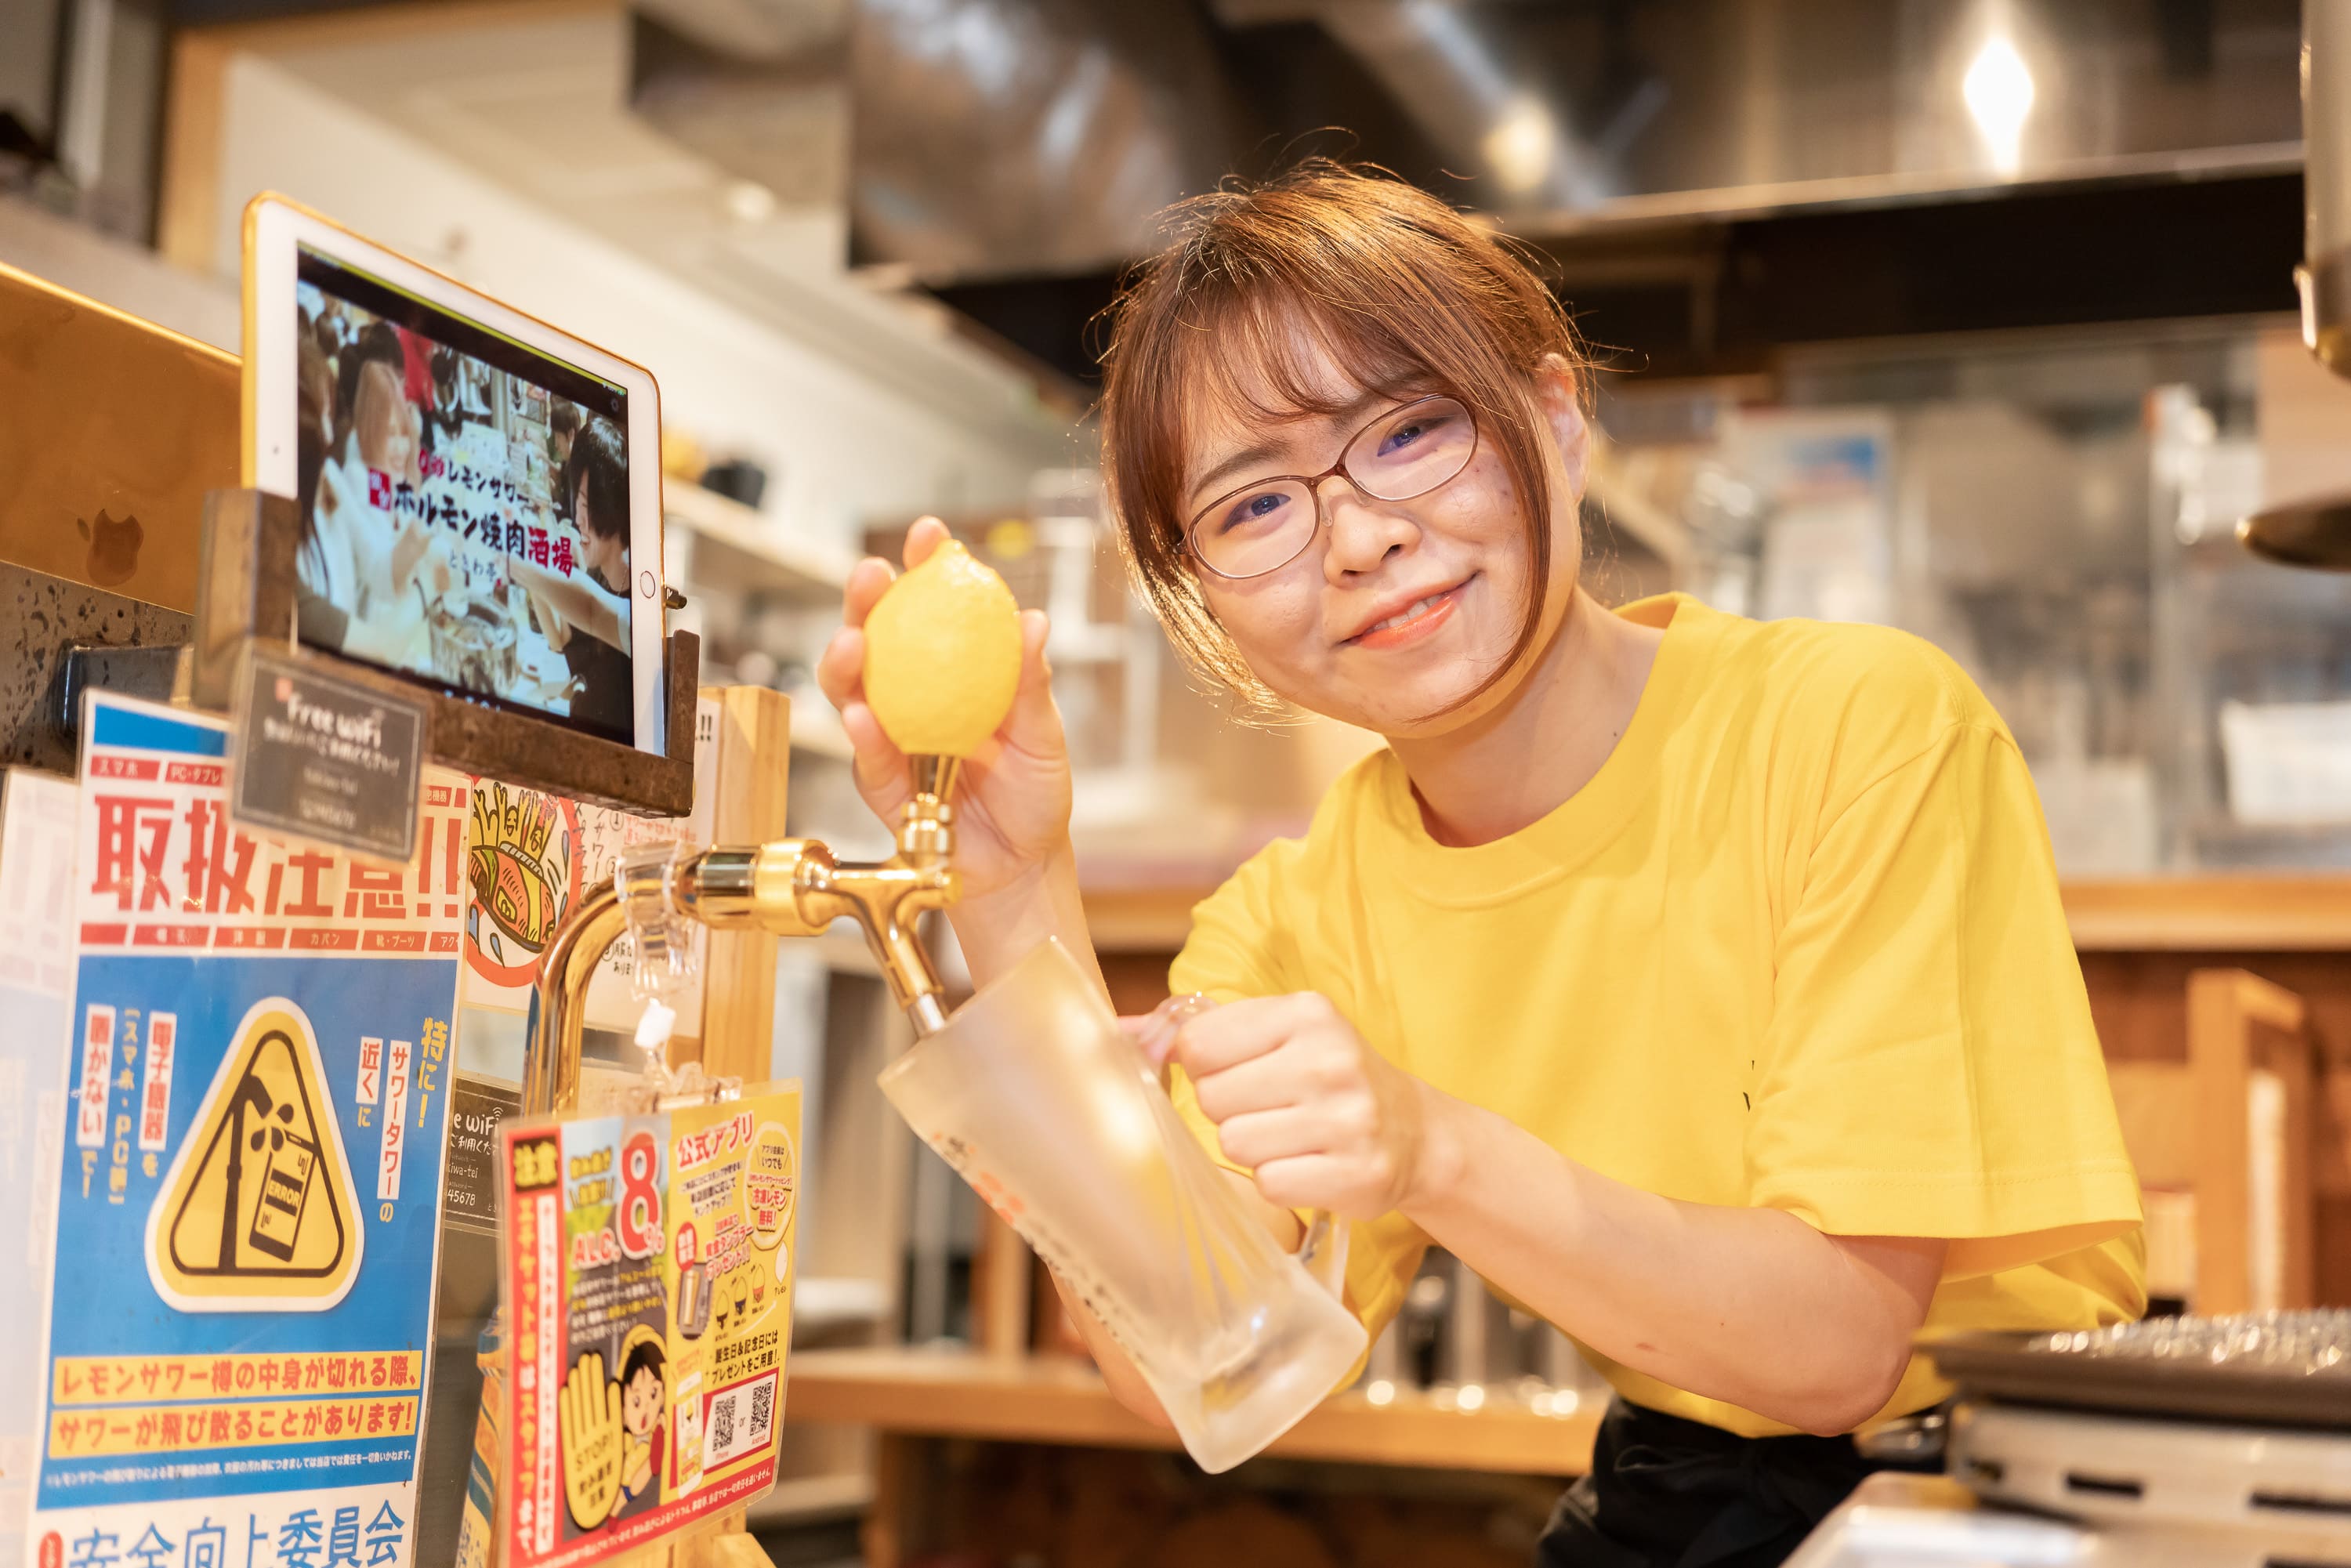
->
[[521, 754, 964, 1117], [520, 537, 1023, 1117]]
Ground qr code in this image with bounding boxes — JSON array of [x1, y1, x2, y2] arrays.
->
[[702, 1371, 777, 1470], [748, 1379, 774, 1444]]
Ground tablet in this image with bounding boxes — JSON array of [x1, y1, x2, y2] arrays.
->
[[242, 193, 667, 755]]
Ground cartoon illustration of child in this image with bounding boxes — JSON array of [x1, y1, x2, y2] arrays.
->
[[614, 1330, 667, 1518]]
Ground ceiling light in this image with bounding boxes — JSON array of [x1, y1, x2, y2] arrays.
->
[[723, 180, 778, 225], [1482, 96, 1557, 197], [1962, 34, 2035, 176]]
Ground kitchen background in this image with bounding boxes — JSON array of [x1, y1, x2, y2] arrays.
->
[[7, 2, 2349, 1564]]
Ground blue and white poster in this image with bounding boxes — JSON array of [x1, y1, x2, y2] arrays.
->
[[24, 693, 466, 1568], [0, 769, 83, 1566]]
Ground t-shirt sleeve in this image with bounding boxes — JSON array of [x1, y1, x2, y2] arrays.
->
[[1162, 844, 1427, 1347], [1168, 842, 1299, 1004], [1165, 844, 1303, 1186], [1745, 714, 2143, 1281]]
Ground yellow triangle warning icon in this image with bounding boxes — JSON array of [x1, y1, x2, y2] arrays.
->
[[145, 997, 364, 1312]]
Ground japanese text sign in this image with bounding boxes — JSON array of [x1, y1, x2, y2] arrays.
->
[[24, 693, 465, 1568], [498, 1088, 799, 1568]]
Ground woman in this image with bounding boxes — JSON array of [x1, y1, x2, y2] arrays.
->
[[302, 356, 443, 662], [819, 164, 2143, 1567], [513, 413, 632, 738]]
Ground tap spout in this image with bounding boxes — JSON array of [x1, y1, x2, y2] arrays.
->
[[523, 882, 627, 1116], [523, 751, 968, 1113]]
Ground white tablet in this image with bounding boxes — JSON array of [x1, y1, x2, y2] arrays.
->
[[242, 193, 667, 755]]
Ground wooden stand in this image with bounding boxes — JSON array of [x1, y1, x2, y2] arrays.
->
[[2103, 967, 2320, 1313], [605, 684, 792, 1568], [192, 487, 701, 816]]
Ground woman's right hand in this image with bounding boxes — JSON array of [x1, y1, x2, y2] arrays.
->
[[388, 518, 433, 595], [816, 516, 1073, 902]]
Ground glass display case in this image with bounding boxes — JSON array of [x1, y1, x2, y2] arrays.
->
[[1602, 318, 2351, 876]]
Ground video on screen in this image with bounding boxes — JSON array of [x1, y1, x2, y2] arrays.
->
[[293, 244, 635, 744]]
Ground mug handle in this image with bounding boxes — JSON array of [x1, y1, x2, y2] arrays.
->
[[1144, 993, 1350, 1304]]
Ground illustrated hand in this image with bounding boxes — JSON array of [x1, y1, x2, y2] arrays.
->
[[1173, 994, 1439, 1222], [558, 1353, 624, 1531], [816, 516, 1073, 901]]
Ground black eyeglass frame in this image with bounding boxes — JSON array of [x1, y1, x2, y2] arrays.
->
[[1182, 394, 1482, 581]]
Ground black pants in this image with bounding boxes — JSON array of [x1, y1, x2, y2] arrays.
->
[[1536, 1399, 1932, 1568]]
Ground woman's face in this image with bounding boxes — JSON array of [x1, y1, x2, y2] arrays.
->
[[355, 360, 420, 483], [1181, 325, 1588, 737]]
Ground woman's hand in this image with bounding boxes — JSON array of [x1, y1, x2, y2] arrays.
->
[[389, 525, 453, 602], [816, 516, 1073, 901], [1172, 994, 1444, 1222]]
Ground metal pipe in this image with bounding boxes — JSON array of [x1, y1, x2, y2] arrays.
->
[[521, 751, 969, 1114], [523, 883, 629, 1116]]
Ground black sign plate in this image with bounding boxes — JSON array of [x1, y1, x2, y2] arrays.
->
[[443, 1074, 520, 1237], [232, 646, 428, 862]]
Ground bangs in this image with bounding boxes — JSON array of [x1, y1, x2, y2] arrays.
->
[[1099, 160, 1585, 719], [1173, 284, 1430, 440]]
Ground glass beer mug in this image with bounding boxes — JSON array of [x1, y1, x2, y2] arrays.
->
[[876, 939, 1367, 1473]]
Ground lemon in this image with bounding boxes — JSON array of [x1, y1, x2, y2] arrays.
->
[[862, 540, 1023, 756]]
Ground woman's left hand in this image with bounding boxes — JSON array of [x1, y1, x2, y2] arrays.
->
[[1171, 994, 1442, 1222]]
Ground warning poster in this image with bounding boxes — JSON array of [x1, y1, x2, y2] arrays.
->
[[498, 1088, 799, 1568], [24, 693, 465, 1568]]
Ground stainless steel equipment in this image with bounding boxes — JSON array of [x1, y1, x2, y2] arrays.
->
[[2242, 1, 2351, 569], [1791, 1312, 2351, 1567]]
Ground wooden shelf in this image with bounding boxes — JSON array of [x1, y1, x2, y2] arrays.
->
[[1080, 878, 2351, 957], [1078, 885, 1211, 954], [785, 1348, 1596, 1476], [2060, 877, 2351, 951], [744, 1471, 875, 1526], [668, 480, 857, 606]]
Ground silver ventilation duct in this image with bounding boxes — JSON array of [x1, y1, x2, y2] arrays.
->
[[846, 0, 1244, 278], [633, 0, 1244, 281], [1215, 0, 2301, 234], [634, 0, 2301, 281]]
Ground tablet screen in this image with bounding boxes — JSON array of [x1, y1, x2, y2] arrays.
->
[[292, 244, 636, 744]]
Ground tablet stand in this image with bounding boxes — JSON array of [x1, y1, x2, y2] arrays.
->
[[192, 487, 699, 817]]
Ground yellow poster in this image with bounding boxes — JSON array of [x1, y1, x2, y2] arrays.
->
[[498, 1085, 799, 1568]]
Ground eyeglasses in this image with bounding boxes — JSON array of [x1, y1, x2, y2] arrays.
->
[[1184, 395, 1480, 580]]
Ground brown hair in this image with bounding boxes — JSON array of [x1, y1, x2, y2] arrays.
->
[[353, 358, 421, 483], [1097, 161, 1586, 717]]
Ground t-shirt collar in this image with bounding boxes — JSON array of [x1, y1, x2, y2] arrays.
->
[[1367, 591, 1715, 907]]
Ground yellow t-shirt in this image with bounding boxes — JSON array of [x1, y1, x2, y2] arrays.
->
[[1168, 592, 2146, 1439]]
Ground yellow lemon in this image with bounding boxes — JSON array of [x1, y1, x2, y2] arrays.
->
[[862, 540, 1023, 756]]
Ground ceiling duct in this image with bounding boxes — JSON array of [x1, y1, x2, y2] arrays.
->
[[1213, 0, 2301, 234], [846, 0, 1245, 277], [629, 5, 853, 220], [633, 0, 2300, 282], [634, 0, 1246, 280]]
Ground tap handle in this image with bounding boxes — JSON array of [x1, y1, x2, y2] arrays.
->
[[907, 754, 963, 809]]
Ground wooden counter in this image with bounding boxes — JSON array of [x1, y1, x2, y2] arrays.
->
[[2059, 877, 2351, 952], [787, 1347, 1596, 1476], [1084, 877, 2351, 955]]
